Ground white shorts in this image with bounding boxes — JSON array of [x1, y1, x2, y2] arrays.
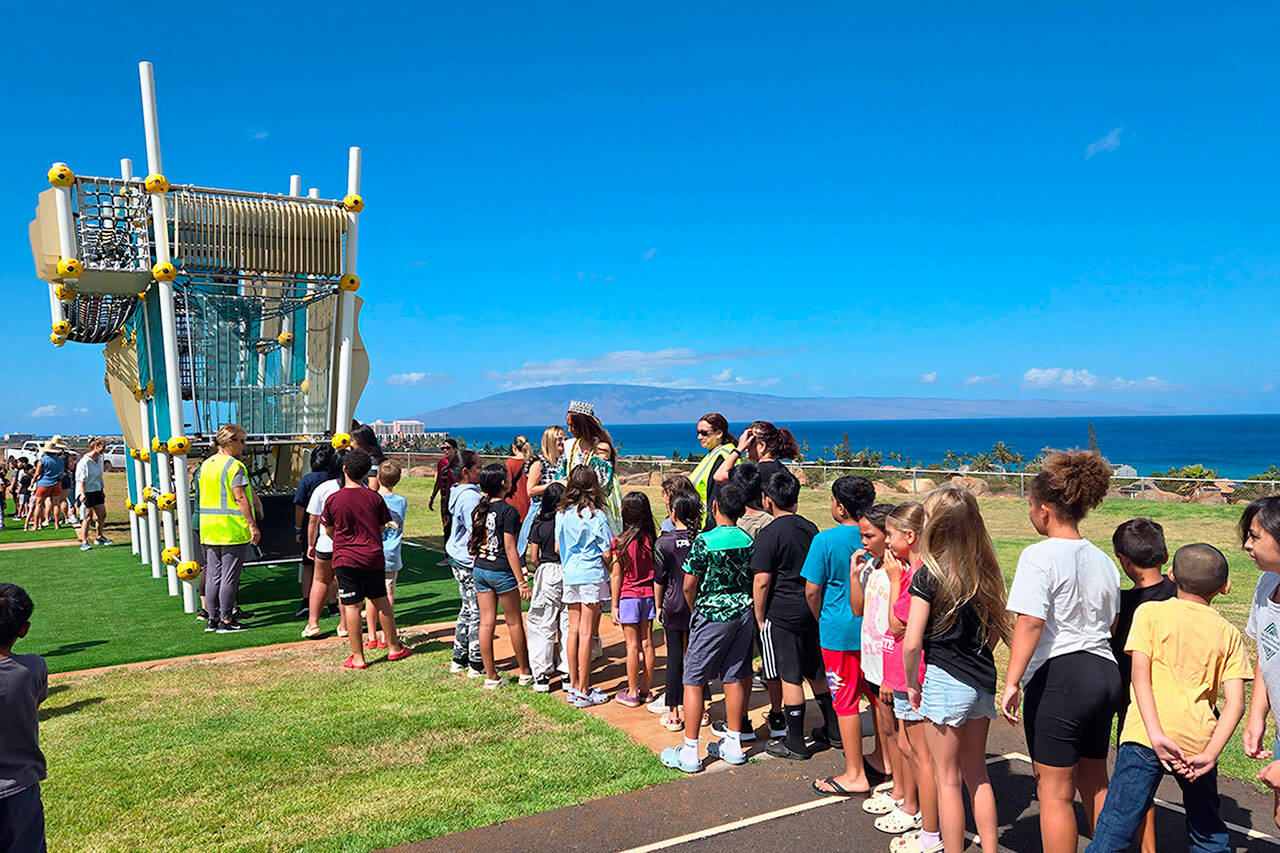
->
[[563, 581, 607, 605]]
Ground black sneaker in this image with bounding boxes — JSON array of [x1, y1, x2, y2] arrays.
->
[[204, 620, 218, 632], [710, 719, 757, 742], [216, 620, 248, 633], [294, 603, 310, 618], [767, 710, 787, 739], [765, 740, 810, 760], [811, 725, 842, 750], [196, 608, 208, 621], [533, 676, 552, 694], [327, 602, 339, 616], [232, 608, 254, 620]]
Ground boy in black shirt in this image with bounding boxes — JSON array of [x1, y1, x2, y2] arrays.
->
[[0, 583, 47, 852], [1108, 517, 1174, 853], [752, 470, 835, 759]]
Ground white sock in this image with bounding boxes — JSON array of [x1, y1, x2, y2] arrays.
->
[[722, 729, 742, 751], [679, 737, 699, 762], [918, 829, 940, 849]]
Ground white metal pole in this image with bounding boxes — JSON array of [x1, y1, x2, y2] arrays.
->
[[281, 176, 300, 386], [138, 398, 162, 579], [116, 158, 142, 558], [334, 147, 361, 432], [49, 168, 76, 328], [140, 60, 198, 612]]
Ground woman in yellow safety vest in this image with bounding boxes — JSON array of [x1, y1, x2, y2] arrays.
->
[[196, 424, 261, 633], [689, 413, 737, 517]]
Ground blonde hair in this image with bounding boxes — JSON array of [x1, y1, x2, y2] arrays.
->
[[886, 501, 926, 536], [378, 459, 402, 488], [512, 434, 532, 462], [541, 426, 565, 462], [215, 424, 246, 448], [920, 487, 1009, 646]]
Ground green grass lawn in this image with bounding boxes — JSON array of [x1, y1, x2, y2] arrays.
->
[[3, 540, 461, 673], [42, 640, 676, 852]]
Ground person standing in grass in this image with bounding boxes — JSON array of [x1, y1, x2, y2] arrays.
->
[[294, 444, 335, 620], [446, 450, 485, 677], [609, 492, 658, 708], [0, 583, 46, 853], [801, 476, 878, 797], [505, 435, 533, 522], [660, 482, 756, 773], [1107, 517, 1174, 853], [689, 413, 737, 517], [197, 424, 260, 634], [526, 482, 569, 693], [1240, 496, 1280, 830], [304, 451, 347, 640], [74, 438, 111, 551], [1001, 450, 1120, 853], [519, 427, 565, 553], [428, 438, 459, 552], [903, 488, 1009, 853], [364, 460, 407, 649], [556, 465, 614, 707], [322, 449, 413, 670], [468, 463, 533, 688]]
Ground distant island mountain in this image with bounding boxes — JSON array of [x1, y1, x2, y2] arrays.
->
[[411, 383, 1173, 427]]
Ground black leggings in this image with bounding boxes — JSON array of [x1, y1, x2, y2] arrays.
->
[[1023, 651, 1121, 767], [665, 626, 689, 708]]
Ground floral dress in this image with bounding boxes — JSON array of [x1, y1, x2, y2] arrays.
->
[[559, 438, 623, 532]]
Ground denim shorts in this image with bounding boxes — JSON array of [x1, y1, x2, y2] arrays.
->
[[919, 664, 996, 727], [472, 565, 518, 595], [892, 690, 924, 722]]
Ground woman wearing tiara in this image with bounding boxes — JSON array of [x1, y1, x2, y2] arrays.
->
[[560, 400, 623, 533]]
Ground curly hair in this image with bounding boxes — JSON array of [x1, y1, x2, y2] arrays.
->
[[747, 420, 799, 460], [1029, 449, 1112, 523]]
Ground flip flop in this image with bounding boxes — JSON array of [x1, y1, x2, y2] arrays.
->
[[811, 776, 871, 798]]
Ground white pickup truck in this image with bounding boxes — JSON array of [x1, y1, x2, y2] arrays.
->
[[4, 441, 42, 464]]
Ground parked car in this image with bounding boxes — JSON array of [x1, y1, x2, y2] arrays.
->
[[103, 444, 128, 472], [4, 441, 42, 464]]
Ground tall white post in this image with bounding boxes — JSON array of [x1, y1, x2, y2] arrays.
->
[[49, 167, 76, 328], [117, 157, 141, 558], [334, 147, 361, 432], [139, 61, 198, 612], [138, 396, 162, 579]]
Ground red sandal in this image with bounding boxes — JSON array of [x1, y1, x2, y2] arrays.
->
[[342, 654, 367, 670], [387, 646, 414, 662]]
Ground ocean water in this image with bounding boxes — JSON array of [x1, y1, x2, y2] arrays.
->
[[435, 415, 1280, 479]]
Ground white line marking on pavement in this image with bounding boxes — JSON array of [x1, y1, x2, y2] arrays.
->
[[990, 752, 1280, 845]]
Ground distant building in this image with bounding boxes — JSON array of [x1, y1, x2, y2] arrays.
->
[[369, 419, 427, 436], [1113, 464, 1138, 478]]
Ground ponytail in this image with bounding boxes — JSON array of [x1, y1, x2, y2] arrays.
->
[[468, 462, 510, 556]]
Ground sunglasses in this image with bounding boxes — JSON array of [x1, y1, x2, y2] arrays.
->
[[696, 429, 712, 437]]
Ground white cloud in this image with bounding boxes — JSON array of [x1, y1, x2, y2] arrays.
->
[[708, 368, 780, 388], [919, 371, 938, 384], [29, 404, 82, 418], [387, 372, 452, 387], [486, 347, 786, 389], [1263, 382, 1277, 393], [642, 248, 659, 261], [1022, 367, 1173, 392], [246, 129, 270, 140], [1085, 127, 1123, 159], [963, 374, 1001, 388]]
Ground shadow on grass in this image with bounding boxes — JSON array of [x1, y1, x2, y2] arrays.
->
[[40, 696, 105, 721], [43, 639, 108, 658]]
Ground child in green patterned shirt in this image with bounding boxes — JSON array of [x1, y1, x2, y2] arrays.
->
[[661, 482, 755, 773]]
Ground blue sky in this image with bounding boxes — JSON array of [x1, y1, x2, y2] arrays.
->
[[3, 2, 1278, 432]]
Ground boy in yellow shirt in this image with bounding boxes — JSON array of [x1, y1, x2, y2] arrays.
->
[[1086, 544, 1250, 853]]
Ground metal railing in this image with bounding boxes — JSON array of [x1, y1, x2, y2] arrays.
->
[[381, 452, 1278, 504]]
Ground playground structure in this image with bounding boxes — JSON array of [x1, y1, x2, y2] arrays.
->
[[28, 62, 371, 613]]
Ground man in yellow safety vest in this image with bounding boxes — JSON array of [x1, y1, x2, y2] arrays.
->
[[197, 424, 261, 634]]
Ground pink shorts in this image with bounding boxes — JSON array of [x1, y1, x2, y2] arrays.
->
[[821, 648, 865, 717]]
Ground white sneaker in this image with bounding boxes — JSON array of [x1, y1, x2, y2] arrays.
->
[[80, 543, 92, 551], [95, 537, 113, 546], [466, 666, 484, 679], [449, 661, 465, 674], [518, 674, 535, 687], [646, 693, 667, 713], [483, 677, 506, 690]]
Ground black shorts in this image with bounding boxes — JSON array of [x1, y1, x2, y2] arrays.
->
[[82, 490, 105, 509], [760, 619, 823, 683], [335, 566, 387, 605], [315, 550, 333, 563], [1023, 651, 1122, 767]]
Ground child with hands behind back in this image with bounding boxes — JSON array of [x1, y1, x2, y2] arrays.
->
[[1086, 544, 1250, 852]]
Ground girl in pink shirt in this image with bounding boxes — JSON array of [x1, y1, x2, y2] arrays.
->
[[609, 492, 658, 707]]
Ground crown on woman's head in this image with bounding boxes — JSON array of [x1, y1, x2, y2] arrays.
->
[[567, 400, 595, 416]]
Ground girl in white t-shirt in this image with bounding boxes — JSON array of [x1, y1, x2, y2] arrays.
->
[[1002, 450, 1120, 853], [852, 503, 902, 818]]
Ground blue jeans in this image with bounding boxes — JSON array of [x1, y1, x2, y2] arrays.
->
[[1086, 743, 1228, 853]]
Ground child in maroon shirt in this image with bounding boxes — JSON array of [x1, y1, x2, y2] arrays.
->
[[322, 449, 414, 669]]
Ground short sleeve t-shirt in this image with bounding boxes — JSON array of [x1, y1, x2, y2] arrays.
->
[[0, 653, 48, 798], [294, 470, 328, 510], [474, 499, 521, 573], [1247, 573, 1280, 720], [882, 561, 926, 692], [306, 479, 342, 553], [751, 513, 819, 631], [685, 525, 754, 621], [322, 486, 391, 571], [861, 560, 890, 686], [381, 492, 407, 572], [737, 511, 774, 540], [909, 564, 998, 694], [654, 528, 694, 630], [1121, 597, 1251, 753], [436, 456, 456, 500], [75, 455, 104, 492], [1006, 537, 1121, 684], [529, 517, 560, 563], [1111, 576, 1177, 689], [36, 454, 63, 487], [614, 536, 656, 599], [800, 525, 864, 652]]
